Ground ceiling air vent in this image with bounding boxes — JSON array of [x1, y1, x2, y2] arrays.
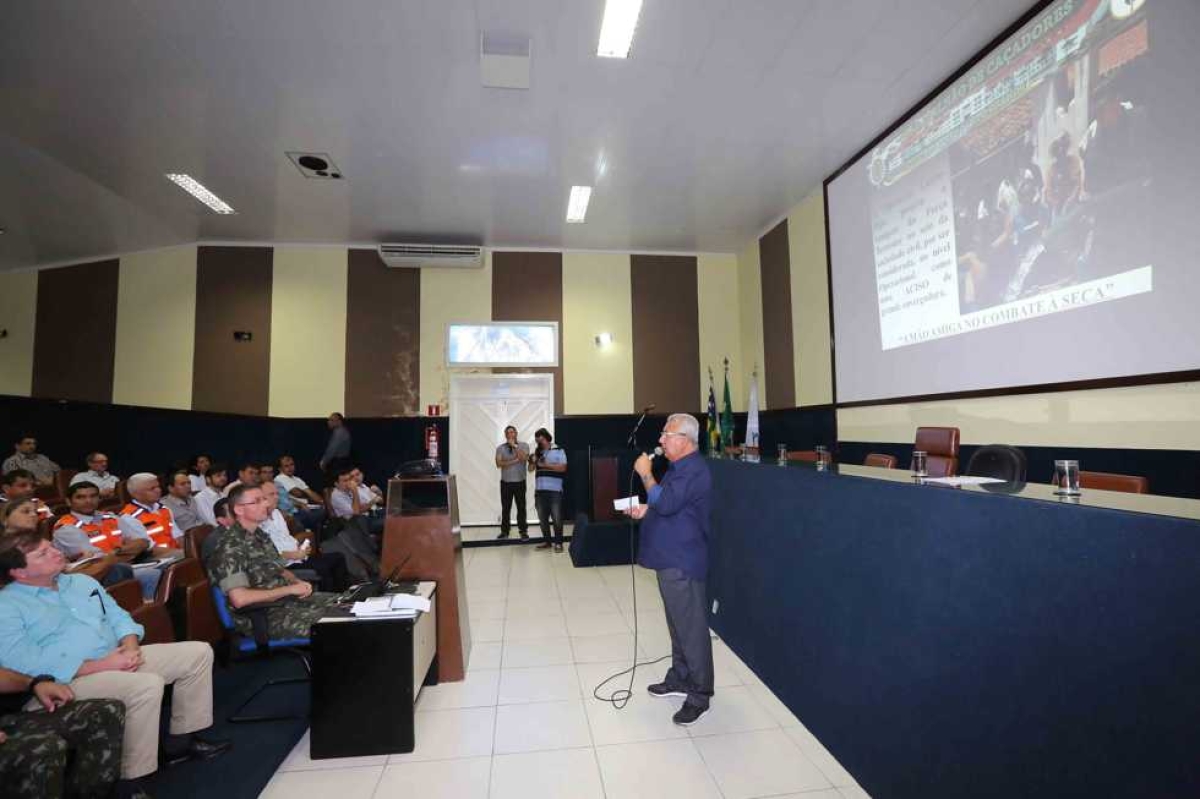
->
[[378, 243, 483, 269]]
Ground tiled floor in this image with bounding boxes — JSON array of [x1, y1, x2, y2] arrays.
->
[[262, 537, 870, 799]]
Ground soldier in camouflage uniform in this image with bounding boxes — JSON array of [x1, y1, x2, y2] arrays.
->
[[0, 667, 124, 798], [207, 484, 341, 639]]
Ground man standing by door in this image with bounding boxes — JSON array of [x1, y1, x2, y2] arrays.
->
[[495, 426, 529, 540], [529, 428, 567, 552]]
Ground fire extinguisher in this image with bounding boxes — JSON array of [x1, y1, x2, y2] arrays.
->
[[425, 424, 440, 462]]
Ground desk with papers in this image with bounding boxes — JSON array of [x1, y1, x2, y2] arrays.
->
[[309, 581, 437, 758]]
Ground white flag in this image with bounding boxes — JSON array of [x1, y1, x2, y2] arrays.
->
[[745, 372, 760, 449]]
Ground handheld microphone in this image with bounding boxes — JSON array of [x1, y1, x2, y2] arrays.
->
[[645, 446, 664, 460]]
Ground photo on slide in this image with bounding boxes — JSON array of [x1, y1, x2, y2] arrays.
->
[[867, 0, 1152, 350]]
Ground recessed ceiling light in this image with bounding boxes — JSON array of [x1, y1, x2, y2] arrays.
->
[[567, 186, 592, 223], [165, 174, 236, 214], [597, 0, 643, 58]]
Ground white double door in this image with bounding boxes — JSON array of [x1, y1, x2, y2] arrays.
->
[[449, 374, 554, 526]]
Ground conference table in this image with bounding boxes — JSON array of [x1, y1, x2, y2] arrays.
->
[[705, 458, 1200, 799]]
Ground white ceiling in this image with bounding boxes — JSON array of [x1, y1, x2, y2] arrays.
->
[[0, 0, 1032, 270]]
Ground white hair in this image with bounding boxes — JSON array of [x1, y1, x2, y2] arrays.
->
[[667, 413, 700, 444], [126, 472, 157, 490]]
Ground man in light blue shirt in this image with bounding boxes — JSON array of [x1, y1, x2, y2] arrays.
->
[[0, 531, 229, 783], [529, 428, 568, 552]]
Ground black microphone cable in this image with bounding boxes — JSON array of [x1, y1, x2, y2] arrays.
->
[[592, 451, 670, 710]]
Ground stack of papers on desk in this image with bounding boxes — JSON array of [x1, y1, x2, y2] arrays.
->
[[351, 593, 431, 618]]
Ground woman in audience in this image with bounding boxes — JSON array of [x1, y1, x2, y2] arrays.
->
[[1, 499, 133, 587]]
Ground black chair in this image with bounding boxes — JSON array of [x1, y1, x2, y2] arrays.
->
[[965, 445, 1027, 483]]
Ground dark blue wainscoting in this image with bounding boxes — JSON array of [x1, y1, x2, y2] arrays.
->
[[705, 458, 1200, 799]]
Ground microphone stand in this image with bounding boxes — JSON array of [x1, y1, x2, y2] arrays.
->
[[626, 407, 652, 450]]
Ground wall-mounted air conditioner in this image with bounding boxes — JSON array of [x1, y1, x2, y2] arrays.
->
[[378, 243, 483, 268]]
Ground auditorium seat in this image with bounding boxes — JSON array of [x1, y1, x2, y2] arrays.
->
[[914, 426, 960, 477], [1079, 470, 1150, 494], [54, 469, 77, 499], [965, 445, 1027, 482], [864, 453, 897, 469], [185, 524, 214, 560], [132, 601, 176, 645], [106, 579, 144, 612], [156, 557, 223, 646]]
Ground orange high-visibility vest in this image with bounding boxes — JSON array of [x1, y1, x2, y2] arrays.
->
[[119, 503, 177, 548], [54, 512, 122, 553]]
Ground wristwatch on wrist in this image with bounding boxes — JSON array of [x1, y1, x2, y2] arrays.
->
[[28, 674, 56, 691]]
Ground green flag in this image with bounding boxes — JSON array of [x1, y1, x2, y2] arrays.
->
[[706, 369, 721, 454], [721, 364, 735, 449]]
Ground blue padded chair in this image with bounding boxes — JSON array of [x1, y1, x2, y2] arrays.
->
[[211, 583, 311, 723]]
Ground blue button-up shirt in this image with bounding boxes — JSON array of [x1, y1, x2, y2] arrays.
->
[[0, 574, 144, 682], [638, 450, 713, 580], [534, 448, 567, 492]]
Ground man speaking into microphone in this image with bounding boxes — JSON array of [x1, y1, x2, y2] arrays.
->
[[624, 413, 714, 726]]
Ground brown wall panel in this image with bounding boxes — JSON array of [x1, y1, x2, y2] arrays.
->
[[192, 246, 272, 415], [345, 249, 421, 417], [491, 251, 564, 414], [760, 221, 796, 409], [32, 259, 119, 403], [630, 255, 701, 413]]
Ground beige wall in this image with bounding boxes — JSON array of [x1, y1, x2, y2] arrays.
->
[[419, 251, 494, 412], [787, 192, 833, 407], [0, 270, 38, 397], [112, 246, 197, 410], [734, 239, 764, 412], [268, 247, 348, 417], [562, 252, 634, 415], [697, 253, 742, 411], [838, 382, 1200, 450]]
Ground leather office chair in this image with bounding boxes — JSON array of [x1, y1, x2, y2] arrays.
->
[[156, 558, 223, 646], [965, 445, 1027, 482], [211, 584, 311, 723], [786, 450, 819, 463], [864, 453, 897, 469], [914, 427, 960, 477], [1078, 470, 1149, 494]]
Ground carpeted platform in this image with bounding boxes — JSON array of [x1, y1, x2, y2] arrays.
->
[[144, 654, 310, 799]]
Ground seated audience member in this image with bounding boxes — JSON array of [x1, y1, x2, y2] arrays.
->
[[205, 485, 340, 638], [352, 467, 384, 510], [188, 454, 212, 495], [257, 462, 276, 484], [161, 470, 205, 532], [0, 667, 126, 799], [2, 436, 59, 488], [0, 470, 53, 522], [56, 483, 160, 598], [199, 498, 233, 567], [259, 482, 349, 591], [0, 532, 231, 789], [275, 455, 327, 531], [117, 474, 184, 557], [222, 462, 260, 497], [5, 496, 129, 588], [68, 452, 120, 498], [194, 465, 229, 526], [330, 466, 384, 535]]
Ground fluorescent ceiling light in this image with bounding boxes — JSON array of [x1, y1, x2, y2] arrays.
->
[[165, 173, 236, 214], [597, 0, 643, 58], [567, 185, 592, 223]]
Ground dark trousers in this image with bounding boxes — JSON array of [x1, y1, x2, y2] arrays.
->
[[535, 490, 564, 545], [294, 506, 327, 532], [657, 567, 715, 709], [295, 551, 351, 592], [500, 480, 528, 535]]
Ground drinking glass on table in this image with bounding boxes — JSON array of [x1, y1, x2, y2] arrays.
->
[[815, 445, 830, 471], [777, 444, 788, 466], [911, 450, 928, 478], [1053, 459, 1081, 495]]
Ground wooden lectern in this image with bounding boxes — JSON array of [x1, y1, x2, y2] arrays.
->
[[380, 475, 471, 682]]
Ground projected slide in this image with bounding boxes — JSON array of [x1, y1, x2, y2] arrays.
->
[[828, 0, 1200, 403], [447, 323, 558, 367], [869, 0, 1150, 350]]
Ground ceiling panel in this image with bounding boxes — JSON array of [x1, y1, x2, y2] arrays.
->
[[0, 0, 1032, 269]]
